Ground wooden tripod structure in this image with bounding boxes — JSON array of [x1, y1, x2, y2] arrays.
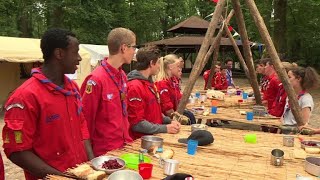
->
[[177, 0, 304, 126]]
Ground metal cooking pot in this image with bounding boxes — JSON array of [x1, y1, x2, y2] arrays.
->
[[305, 157, 320, 176], [141, 136, 163, 150]]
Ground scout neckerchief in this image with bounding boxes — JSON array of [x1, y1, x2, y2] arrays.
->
[[261, 76, 270, 92], [226, 69, 234, 86], [147, 82, 160, 104], [31, 68, 82, 115], [101, 60, 127, 116], [283, 90, 306, 115]]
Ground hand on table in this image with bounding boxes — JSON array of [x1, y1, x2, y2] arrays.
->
[[166, 123, 180, 134]]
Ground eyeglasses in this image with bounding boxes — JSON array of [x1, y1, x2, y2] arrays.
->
[[126, 44, 138, 49]]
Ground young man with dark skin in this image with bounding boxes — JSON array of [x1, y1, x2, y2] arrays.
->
[[127, 46, 181, 139], [80, 28, 134, 156], [225, 59, 235, 88], [2, 28, 94, 180]]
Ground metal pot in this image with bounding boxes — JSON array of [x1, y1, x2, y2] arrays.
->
[[159, 159, 179, 175], [305, 157, 320, 176], [270, 149, 284, 166], [141, 136, 163, 150], [283, 135, 294, 147]]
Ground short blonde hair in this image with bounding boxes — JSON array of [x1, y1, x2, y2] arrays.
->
[[107, 27, 136, 55], [155, 54, 179, 81]]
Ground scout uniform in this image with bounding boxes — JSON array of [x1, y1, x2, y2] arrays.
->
[[264, 73, 281, 111], [81, 58, 132, 157], [2, 68, 89, 180], [127, 70, 163, 139]]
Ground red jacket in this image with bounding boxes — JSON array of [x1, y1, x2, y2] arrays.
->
[[0, 154, 4, 180], [214, 72, 228, 90], [269, 83, 287, 117], [264, 73, 281, 110], [156, 77, 182, 114], [3, 72, 89, 180], [127, 72, 163, 139], [81, 59, 132, 156], [203, 70, 215, 89]]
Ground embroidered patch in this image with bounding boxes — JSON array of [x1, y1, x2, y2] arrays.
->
[[87, 80, 97, 86], [129, 97, 142, 102], [160, 89, 169, 95], [107, 93, 114, 100], [14, 131, 22, 143], [5, 103, 24, 111], [46, 114, 60, 123], [4, 132, 10, 143], [85, 84, 92, 94]]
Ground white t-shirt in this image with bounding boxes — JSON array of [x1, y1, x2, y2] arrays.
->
[[282, 93, 314, 125]]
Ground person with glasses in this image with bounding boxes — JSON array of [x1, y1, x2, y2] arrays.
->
[[80, 28, 135, 156], [127, 46, 181, 139]]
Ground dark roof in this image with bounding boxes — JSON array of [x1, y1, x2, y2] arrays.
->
[[167, 16, 214, 34], [146, 36, 245, 46]]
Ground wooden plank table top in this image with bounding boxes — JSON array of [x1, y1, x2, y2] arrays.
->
[[108, 126, 318, 180], [47, 126, 319, 180]]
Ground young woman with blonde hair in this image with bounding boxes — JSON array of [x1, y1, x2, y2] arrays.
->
[[155, 54, 196, 124]]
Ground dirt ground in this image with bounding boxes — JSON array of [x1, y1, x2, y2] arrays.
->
[[0, 76, 319, 179]]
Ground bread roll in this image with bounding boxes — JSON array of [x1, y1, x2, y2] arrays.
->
[[68, 164, 93, 177], [160, 149, 174, 159], [86, 170, 106, 180], [305, 147, 320, 154]]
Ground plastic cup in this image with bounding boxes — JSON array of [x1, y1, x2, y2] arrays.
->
[[244, 134, 257, 144], [195, 92, 201, 98], [211, 106, 217, 114], [138, 163, 153, 179], [187, 139, 198, 155], [242, 92, 248, 99], [246, 112, 254, 121], [211, 100, 218, 106]]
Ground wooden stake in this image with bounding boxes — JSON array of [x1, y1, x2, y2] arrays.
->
[[177, 0, 226, 114], [244, 0, 303, 125], [231, 0, 262, 105], [206, 35, 221, 89], [223, 22, 249, 78]]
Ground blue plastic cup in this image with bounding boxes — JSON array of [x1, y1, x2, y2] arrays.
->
[[242, 92, 248, 99], [187, 139, 198, 155], [195, 92, 201, 98], [246, 112, 254, 121], [211, 106, 217, 114]]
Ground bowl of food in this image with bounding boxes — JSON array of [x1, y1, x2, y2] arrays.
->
[[301, 141, 320, 149], [141, 136, 163, 152], [192, 107, 205, 115], [191, 124, 208, 132], [91, 156, 125, 174], [107, 170, 143, 180]]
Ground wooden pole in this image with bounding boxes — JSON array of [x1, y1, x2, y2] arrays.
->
[[231, 0, 262, 105], [177, 0, 226, 114], [206, 35, 222, 89], [223, 23, 249, 78], [244, 0, 303, 125]]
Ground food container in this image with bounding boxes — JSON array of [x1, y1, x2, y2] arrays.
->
[[192, 107, 204, 115], [305, 157, 320, 176], [191, 124, 208, 132], [120, 153, 151, 170], [107, 170, 143, 180], [91, 156, 125, 174], [141, 136, 163, 150], [301, 140, 320, 149], [283, 135, 294, 147]]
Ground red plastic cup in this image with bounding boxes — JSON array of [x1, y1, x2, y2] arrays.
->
[[138, 163, 153, 179]]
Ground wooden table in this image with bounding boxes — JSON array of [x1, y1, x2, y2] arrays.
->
[[48, 126, 319, 180], [109, 126, 317, 180]]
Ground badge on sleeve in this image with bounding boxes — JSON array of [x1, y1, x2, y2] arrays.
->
[[85, 80, 96, 94], [5, 103, 24, 111], [4, 132, 10, 143], [14, 131, 23, 143]]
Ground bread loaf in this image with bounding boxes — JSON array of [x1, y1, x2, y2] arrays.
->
[[160, 149, 174, 159]]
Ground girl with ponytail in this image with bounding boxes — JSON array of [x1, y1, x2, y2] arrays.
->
[[155, 54, 196, 125], [281, 66, 320, 133]]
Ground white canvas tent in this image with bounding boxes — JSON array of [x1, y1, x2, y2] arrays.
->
[[0, 36, 92, 106]]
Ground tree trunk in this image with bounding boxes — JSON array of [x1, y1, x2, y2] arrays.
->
[[231, 0, 262, 105], [273, 0, 287, 58], [177, 0, 226, 114], [50, 5, 64, 28], [244, 0, 303, 126]]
